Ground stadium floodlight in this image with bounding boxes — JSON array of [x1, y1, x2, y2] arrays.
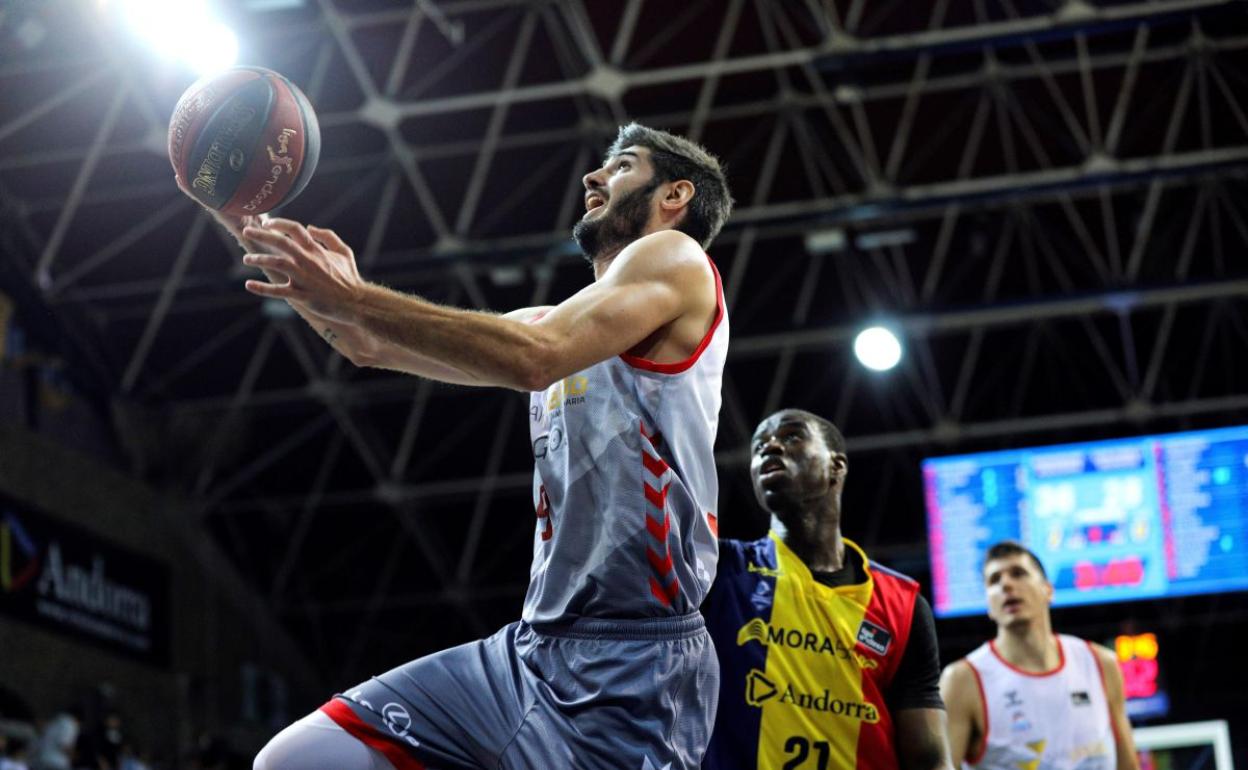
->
[[112, 0, 239, 75], [853, 326, 902, 372]]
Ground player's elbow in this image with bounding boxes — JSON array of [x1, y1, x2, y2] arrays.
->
[[513, 357, 558, 393], [512, 339, 564, 392]]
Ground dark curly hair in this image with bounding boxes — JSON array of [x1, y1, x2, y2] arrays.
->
[[606, 123, 733, 248]]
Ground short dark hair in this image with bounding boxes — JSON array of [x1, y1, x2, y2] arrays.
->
[[761, 408, 846, 455], [607, 123, 733, 249], [984, 540, 1048, 581]]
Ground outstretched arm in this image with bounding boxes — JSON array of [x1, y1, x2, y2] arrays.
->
[[242, 220, 712, 391], [199, 205, 523, 385]]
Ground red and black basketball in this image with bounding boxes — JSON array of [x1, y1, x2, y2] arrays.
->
[[168, 66, 320, 216]]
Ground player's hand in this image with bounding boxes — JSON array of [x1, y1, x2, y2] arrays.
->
[[240, 219, 368, 325], [174, 174, 271, 254]]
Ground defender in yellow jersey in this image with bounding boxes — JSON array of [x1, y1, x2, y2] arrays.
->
[[702, 410, 954, 770]]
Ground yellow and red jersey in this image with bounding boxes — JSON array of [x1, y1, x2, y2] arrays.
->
[[702, 533, 921, 770]]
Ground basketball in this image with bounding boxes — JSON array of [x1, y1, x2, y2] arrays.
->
[[168, 66, 320, 216]]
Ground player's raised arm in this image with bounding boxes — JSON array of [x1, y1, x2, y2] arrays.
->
[[242, 223, 713, 392]]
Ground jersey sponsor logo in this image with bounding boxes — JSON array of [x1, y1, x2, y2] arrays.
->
[[1004, 689, 1024, 708], [736, 618, 880, 669], [381, 702, 421, 748], [747, 562, 781, 578], [544, 375, 589, 411], [1071, 740, 1111, 762], [1070, 690, 1092, 706], [855, 619, 892, 655], [745, 669, 778, 705], [532, 427, 564, 459], [1011, 709, 1033, 733], [343, 692, 421, 748], [744, 669, 880, 723]]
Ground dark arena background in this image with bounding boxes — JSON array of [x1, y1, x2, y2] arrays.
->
[[2, 0, 1247, 768]]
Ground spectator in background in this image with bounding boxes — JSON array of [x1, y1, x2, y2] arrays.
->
[[0, 733, 32, 770], [28, 709, 77, 770]]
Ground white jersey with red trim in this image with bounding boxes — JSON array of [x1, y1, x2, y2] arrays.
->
[[964, 634, 1117, 770], [522, 256, 727, 625]]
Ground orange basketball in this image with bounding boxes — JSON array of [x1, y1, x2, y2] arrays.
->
[[168, 66, 320, 216]]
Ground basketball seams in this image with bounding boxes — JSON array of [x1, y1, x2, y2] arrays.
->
[[168, 69, 261, 185], [282, 73, 321, 203], [169, 67, 319, 215]]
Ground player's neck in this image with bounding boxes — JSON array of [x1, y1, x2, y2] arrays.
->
[[994, 618, 1059, 672], [589, 223, 672, 280], [772, 502, 845, 572], [590, 250, 622, 280]]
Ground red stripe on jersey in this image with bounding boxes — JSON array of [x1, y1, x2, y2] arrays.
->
[[621, 255, 725, 374], [649, 575, 680, 605], [707, 512, 718, 536], [640, 421, 663, 449], [319, 699, 428, 770], [647, 546, 674, 576], [852, 566, 919, 770], [644, 481, 670, 509], [642, 450, 670, 478], [1086, 640, 1122, 749], [645, 513, 671, 541], [964, 660, 990, 765], [989, 636, 1067, 677]]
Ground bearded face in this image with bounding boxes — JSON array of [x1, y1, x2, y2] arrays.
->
[[572, 178, 662, 263]]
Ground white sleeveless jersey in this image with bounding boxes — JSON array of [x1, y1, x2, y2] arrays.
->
[[522, 256, 727, 625], [964, 635, 1118, 770]]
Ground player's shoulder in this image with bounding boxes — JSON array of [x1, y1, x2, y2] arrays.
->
[[939, 657, 980, 692], [867, 558, 920, 588], [1076, 637, 1117, 667], [617, 229, 708, 276]]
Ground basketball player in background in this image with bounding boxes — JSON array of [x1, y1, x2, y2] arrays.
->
[[182, 122, 732, 770], [701, 409, 953, 770], [940, 541, 1139, 770]]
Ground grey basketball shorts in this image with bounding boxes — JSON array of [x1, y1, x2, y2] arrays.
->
[[319, 613, 718, 770]]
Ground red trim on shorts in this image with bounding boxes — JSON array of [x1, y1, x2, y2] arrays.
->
[[964, 660, 990, 766], [620, 255, 724, 374], [1086, 639, 1123, 749], [319, 699, 428, 770], [988, 635, 1066, 677]]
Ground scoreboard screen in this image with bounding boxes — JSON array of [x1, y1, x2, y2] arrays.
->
[[923, 426, 1248, 617]]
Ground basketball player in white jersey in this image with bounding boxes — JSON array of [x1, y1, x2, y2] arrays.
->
[[940, 541, 1138, 770], [190, 123, 732, 770]]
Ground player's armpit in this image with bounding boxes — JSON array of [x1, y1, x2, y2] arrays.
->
[[939, 660, 983, 766], [894, 708, 956, 770]]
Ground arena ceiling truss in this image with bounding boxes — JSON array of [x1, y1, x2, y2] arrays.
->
[[2, 0, 1247, 685]]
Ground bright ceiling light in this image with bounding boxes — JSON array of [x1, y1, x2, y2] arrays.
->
[[183, 21, 239, 74], [114, 0, 238, 75], [854, 326, 903, 372]]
